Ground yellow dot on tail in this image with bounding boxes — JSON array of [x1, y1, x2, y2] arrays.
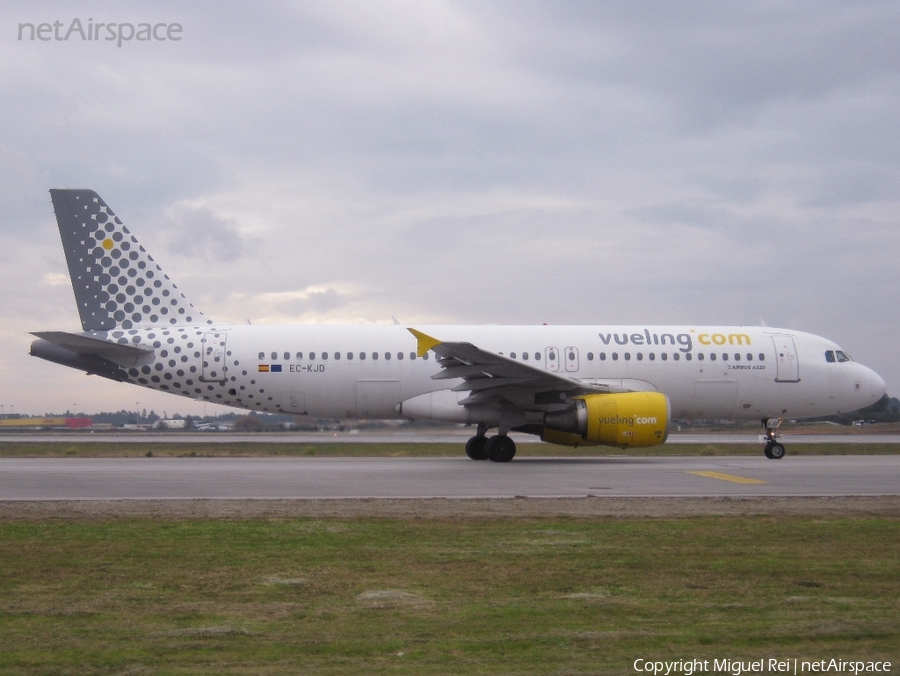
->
[[102, 239, 114, 250]]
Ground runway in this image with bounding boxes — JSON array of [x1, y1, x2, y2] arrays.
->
[[1, 455, 898, 500]]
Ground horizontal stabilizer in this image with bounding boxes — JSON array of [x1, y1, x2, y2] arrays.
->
[[31, 331, 153, 365]]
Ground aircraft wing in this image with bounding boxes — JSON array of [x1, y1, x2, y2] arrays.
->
[[408, 328, 609, 408]]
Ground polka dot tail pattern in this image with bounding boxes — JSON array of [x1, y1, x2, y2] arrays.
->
[[49, 189, 212, 332]]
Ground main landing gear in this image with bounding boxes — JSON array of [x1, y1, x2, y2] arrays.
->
[[763, 418, 786, 460], [465, 435, 488, 460], [465, 425, 517, 462]]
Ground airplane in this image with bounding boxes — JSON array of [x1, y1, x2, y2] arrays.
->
[[30, 189, 887, 462]]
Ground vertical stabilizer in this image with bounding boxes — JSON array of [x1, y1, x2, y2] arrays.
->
[[49, 189, 213, 331]]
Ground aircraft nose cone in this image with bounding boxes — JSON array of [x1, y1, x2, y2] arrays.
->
[[871, 369, 887, 399], [859, 365, 887, 402]]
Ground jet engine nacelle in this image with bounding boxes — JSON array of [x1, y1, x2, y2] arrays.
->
[[542, 392, 670, 448]]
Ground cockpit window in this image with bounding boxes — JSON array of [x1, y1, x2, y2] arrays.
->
[[825, 350, 836, 363], [835, 350, 851, 362]]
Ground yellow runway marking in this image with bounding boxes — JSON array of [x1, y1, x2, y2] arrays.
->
[[687, 471, 768, 485]]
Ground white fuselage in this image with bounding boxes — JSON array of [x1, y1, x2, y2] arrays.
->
[[107, 323, 884, 421], [40, 190, 887, 441]]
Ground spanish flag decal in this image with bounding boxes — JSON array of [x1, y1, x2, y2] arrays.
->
[[258, 364, 270, 372]]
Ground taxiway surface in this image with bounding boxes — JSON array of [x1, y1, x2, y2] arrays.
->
[[1, 455, 897, 500]]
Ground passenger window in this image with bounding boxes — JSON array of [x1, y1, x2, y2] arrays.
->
[[334, 352, 340, 360], [698, 353, 704, 361], [360, 352, 366, 360], [284, 352, 290, 361], [548, 352, 555, 361], [600, 353, 606, 361], [309, 352, 315, 360], [296, 352, 303, 360], [568, 351, 576, 361], [510, 352, 516, 359], [734, 353, 740, 361], [649, 353, 655, 361], [522, 353, 529, 361], [673, 353, 680, 361], [322, 352, 328, 360], [710, 353, 716, 361], [423, 353, 429, 360], [385, 353, 391, 360], [661, 353, 667, 361], [685, 353, 692, 361], [758, 353, 765, 361], [258, 352, 264, 360], [397, 352, 404, 360], [271, 352, 277, 360], [722, 353, 728, 361], [372, 352, 378, 360], [587, 352, 594, 360], [636, 353, 643, 361], [347, 352, 353, 360], [410, 352, 416, 360], [612, 353, 619, 361], [624, 352, 631, 361], [747, 353, 752, 361]]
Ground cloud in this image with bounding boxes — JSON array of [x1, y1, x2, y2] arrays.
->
[[227, 286, 352, 323], [163, 204, 247, 262]]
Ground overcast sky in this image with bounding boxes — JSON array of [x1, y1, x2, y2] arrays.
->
[[1, 1, 898, 416]]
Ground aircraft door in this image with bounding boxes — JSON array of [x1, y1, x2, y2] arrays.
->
[[200, 332, 228, 383], [771, 335, 800, 383], [564, 346, 579, 372], [545, 347, 560, 372], [276, 391, 307, 415]]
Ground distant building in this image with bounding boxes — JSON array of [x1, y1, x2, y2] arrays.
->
[[0, 417, 92, 429], [154, 419, 187, 430]]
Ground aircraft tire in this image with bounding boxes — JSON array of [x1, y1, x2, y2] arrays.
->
[[485, 435, 516, 463], [465, 435, 488, 460], [765, 442, 785, 460]]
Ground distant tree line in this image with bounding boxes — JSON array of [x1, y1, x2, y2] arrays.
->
[[38, 409, 297, 426], [816, 395, 899, 425]]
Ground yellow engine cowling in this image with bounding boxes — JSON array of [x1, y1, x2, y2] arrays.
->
[[542, 392, 670, 448]]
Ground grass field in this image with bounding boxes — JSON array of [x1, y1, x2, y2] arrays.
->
[[0, 515, 897, 675], [1, 440, 899, 457]]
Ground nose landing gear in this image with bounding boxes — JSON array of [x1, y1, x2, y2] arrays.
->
[[764, 441, 786, 459], [763, 418, 785, 460]]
